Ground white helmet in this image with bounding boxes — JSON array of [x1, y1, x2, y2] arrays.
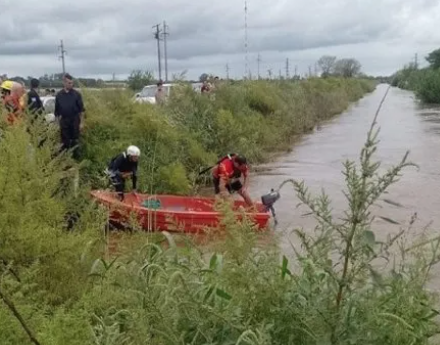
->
[[127, 145, 140, 157]]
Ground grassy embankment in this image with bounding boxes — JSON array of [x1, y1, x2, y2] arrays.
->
[[6, 78, 440, 344], [79, 77, 375, 195]]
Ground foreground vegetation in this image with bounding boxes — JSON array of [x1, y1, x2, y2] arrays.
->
[[80, 77, 374, 194], [4, 78, 440, 345], [391, 47, 440, 104]]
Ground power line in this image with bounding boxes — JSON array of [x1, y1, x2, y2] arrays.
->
[[244, 0, 248, 79], [58, 39, 67, 74], [163, 21, 169, 82], [152, 24, 162, 81]]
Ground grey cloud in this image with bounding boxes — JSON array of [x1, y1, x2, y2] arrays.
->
[[0, 0, 439, 79]]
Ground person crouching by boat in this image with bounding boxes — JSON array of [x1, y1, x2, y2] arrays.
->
[[212, 153, 253, 207], [106, 145, 141, 201]]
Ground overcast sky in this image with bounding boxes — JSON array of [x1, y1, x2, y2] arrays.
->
[[1, 0, 439, 80]]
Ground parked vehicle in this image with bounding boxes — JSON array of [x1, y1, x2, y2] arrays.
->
[[40, 96, 56, 123], [134, 82, 204, 104], [134, 83, 174, 104]]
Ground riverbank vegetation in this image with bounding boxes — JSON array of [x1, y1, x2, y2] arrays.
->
[[391, 47, 440, 103], [80, 77, 374, 194], [1, 79, 440, 344]]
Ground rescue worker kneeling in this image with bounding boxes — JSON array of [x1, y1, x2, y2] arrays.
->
[[106, 145, 140, 201], [212, 153, 253, 207]]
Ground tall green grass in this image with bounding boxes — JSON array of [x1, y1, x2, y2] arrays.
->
[[0, 81, 439, 345]]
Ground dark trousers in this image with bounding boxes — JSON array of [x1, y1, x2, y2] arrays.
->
[[60, 117, 80, 159], [109, 173, 125, 200], [213, 177, 243, 194]]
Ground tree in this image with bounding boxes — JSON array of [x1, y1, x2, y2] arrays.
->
[[317, 55, 337, 77], [334, 58, 362, 78], [127, 70, 154, 91], [426, 48, 440, 69]]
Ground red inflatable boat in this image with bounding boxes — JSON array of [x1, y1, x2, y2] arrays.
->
[[90, 190, 272, 233]]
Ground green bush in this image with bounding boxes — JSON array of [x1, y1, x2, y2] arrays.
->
[[415, 68, 440, 103]]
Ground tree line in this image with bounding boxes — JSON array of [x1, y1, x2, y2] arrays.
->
[[391, 48, 440, 103], [0, 72, 127, 89], [2, 55, 388, 92]]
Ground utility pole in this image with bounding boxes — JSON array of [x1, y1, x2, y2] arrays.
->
[[285, 58, 290, 79], [257, 54, 261, 79], [294, 65, 298, 77], [308, 65, 312, 77], [163, 21, 169, 82], [58, 39, 67, 74], [244, 0, 248, 79], [153, 24, 162, 81], [226, 63, 230, 79]]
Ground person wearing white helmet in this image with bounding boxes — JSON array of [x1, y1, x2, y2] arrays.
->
[[106, 145, 141, 201]]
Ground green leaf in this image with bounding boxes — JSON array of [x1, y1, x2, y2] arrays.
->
[[378, 216, 400, 225], [216, 288, 232, 300], [382, 198, 403, 207], [209, 253, 217, 270], [281, 255, 292, 279], [363, 230, 376, 247]]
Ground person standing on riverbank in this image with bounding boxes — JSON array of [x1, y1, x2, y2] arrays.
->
[[54, 73, 85, 159], [212, 153, 253, 207], [2, 81, 26, 125], [155, 80, 166, 105], [27, 78, 43, 117]]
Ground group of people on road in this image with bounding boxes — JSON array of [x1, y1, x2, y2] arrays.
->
[[0, 73, 253, 206]]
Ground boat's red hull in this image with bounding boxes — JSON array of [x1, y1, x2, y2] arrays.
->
[[90, 190, 271, 234]]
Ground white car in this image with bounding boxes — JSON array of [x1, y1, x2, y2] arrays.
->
[[133, 82, 203, 104], [134, 83, 174, 104], [40, 96, 56, 123]]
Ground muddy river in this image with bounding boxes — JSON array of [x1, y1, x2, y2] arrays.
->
[[250, 84, 440, 280]]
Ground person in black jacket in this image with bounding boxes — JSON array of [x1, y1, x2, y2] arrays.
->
[[27, 78, 44, 116], [106, 145, 141, 201], [54, 73, 85, 160]]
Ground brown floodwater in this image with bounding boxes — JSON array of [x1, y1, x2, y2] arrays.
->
[[249, 84, 440, 287]]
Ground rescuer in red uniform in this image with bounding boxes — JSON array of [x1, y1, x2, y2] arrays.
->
[[211, 153, 253, 206]]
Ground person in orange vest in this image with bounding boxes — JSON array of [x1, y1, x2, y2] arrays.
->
[[211, 153, 253, 206], [1, 81, 25, 125], [1, 80, 13, 101]]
